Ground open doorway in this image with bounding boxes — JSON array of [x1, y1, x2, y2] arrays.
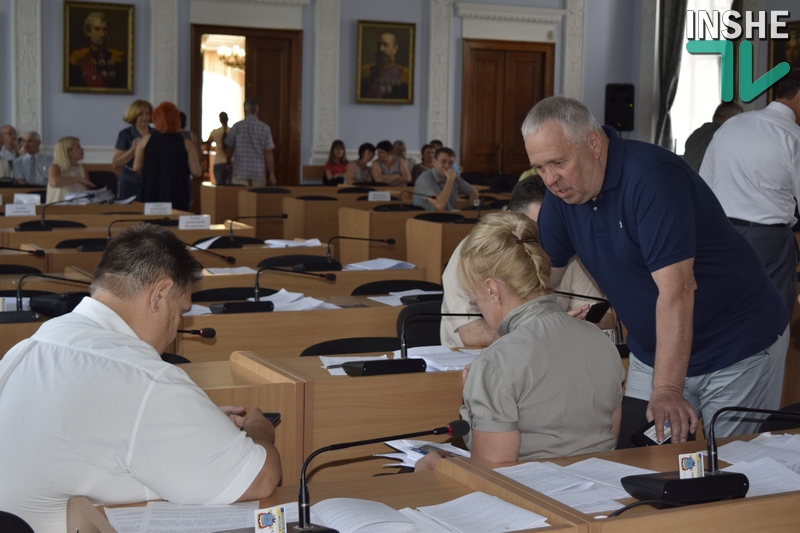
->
[[200, 33, 246, 181], [190, 25, 302, 185]]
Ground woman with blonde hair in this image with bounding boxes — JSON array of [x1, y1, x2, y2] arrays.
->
[[420, 212, 624, 468], [47, 137, 94, 203], [112, 99, 154, 200]]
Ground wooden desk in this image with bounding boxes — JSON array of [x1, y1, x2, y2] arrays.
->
[[337, 207, 420, 264], [0, 186, 45, 204], [256, 355, 465, 483], [193, 267, 427, 297], [0, 201, 157, 216], [0, 212, 189, 230], [33, 244, 330, 274], [282, 197, 393, 244], [0, 320, 44, 358], [457, 433, 800, 532], [177, 296, 401, 362], [180, 351, 305, 482], [0, 223, 254, 248], [200, 182, 249, 224], [67, 466, 579, 532], [406, 218, 476, 282], [0, 249, 48, 272]]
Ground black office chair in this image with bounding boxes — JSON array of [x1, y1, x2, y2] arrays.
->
[[0, 265, 41, 275], [489, 199, 510, 210], [460, 171, 489, 185], [191, 287, 277, 303], [0, 511, 34, 533], [249, 187, 292, 194], [414, 212, 466, 223], [616, 396, 650, 449], [161, 353, 192, 365], [257, 254, 328, 269], [16, 220, 86, 231], [759, 403, 800, 432], [295, 195, 337, 201], [300, 336, 401, 356], [338, 187, 375, 194], [487, 173, 518, 193], [396, 300, 443, 348], [88, 170, 119, 195], [193, 236, 264, 248], [323, 177, 345, 186], [351, 279, 443, 296], [373, 204, 424, 212], [55, 238, 108, 250]]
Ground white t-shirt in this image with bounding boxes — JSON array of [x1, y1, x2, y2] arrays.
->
[[0, 297, 266, 533]]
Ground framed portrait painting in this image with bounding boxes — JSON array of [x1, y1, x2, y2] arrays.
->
[[63, 1, 134, 94], [356, 21, 415, 104], [767, 20, 800, 101]]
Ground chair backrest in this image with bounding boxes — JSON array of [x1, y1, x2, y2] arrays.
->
[[295, 195, 337, 201], [488, 173, 518, 193], [88, 170, 119, 194], [759, 402, 800, 433], [396, 300, 444, 348], [191, 287, 277, 303], [337, 187, 375, 194], [324, 177, 345, 186], [249, 187, 292, 194], [161, 353, 192, 364], [257, 254, 328, 269], [373, 204, 425, 212], [351, 279, 443, 296], [0, 289, 55, 299], [55, 238, 108, 249], [414, 212, 466, 223], [459, 171, 489, 185], [300, 336, 401, 356], [0, 511, 34, 533], [0, 264, 41, 275]]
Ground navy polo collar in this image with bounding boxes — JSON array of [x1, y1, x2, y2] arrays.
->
[[599, 125, 623, 197]]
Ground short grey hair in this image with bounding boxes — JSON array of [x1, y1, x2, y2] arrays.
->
[[23, 131, 41, 141], [520, 96, 603, 145], [243, 98, 259, 114]]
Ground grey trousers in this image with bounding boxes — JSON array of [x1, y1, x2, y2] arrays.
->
[[734, 224, 798, 316]]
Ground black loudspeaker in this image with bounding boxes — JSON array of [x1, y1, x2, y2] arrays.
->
[[605, 83, 635, 132]]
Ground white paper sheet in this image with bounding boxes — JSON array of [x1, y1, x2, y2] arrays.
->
[[206, 266, 258, 275], [716, 440, 800, 473], [563, 457, 658, 492], [344, 258, 415, 270], [104, 506, 146, 533], [106, 501, 258, 533], [417, 492, 548, 533], [319, 355, 389, 376], [193, 236, 220, 250], [391, 346, 480, 371], [263, 238, 322, 248], [183, 304, 212, 316], [723, 457, 800, 497], [115, 195, 137, 204], [367, 290, 443, 306]]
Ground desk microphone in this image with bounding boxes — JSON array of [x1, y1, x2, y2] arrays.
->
[[618, 405, 800, 504], [0, 246, 45, 256], [288, 419, 470, 532], [217, 215, 288, 248], [15, 192, 97, 231], [177, 328, 216, 339], [1, 273, 92, 324], [294, 236, 396, 272], [179, 239, 236, 265]]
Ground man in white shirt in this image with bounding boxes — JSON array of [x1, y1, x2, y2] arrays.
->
[[441, 175, 609, 348], [12, 131, 52, 186], [700, 69, 800, 314], [0, 224, 281, 533]]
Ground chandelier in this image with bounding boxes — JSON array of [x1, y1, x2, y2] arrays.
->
[[217, 44, 245, 71]]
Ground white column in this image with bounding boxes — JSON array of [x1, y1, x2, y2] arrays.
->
[[311, 0, 341, 164], [427, 0, 453, 144], [12, 0, 42, 135], [563, 0, 586, 100], [151, 0, 180, 105]]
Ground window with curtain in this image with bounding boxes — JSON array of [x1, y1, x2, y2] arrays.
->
[[672, 0, 733, 154]]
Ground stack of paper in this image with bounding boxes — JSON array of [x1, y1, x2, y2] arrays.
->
[[66, 187, 115, 204], [344, 258, 416, 270], [715, 435, 800, 473], [192, 236, 221, 250], [417, 492, 549, 533], [206, 266, 258, 275], [368, 289, 443, 306], [496, 457, 657, 513], [379, 438, 471, 468], [183, 304, 212, 316], [389, 345, 479, 371], [264, 238, 322, 248], [247, 289, 340, 311], [105, 501, 258, 533]]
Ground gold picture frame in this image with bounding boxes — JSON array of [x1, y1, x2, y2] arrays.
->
[[63, 1, 134, 94], [356, 20, 415, 104]]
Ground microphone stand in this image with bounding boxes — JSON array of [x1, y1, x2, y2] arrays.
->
[[179, 239, 236, 265], [15, 192, 97, 231], [0, 273, 91, 324], [288, 420, 470, 532], [618, 405, 800, 504], [0, 246, 45, 257], [216, 214, 289, 249]]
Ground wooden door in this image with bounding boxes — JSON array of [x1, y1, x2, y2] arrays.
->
[[460, 40, 554, 176], [190, 26, 302, 186]]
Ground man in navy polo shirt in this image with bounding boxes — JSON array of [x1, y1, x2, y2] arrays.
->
[[523, 96, 789, 442]]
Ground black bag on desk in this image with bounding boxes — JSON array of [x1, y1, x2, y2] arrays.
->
[[29, 292, 90, 317]]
